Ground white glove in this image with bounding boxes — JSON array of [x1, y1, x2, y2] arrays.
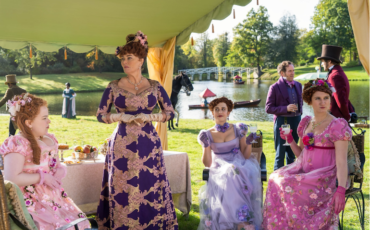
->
[[132, 113, 165, 124], [110, 113, 136, 124]]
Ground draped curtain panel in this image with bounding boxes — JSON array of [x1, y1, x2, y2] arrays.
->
[[348, 0, 370, 75], [147, 37, 176, 150]]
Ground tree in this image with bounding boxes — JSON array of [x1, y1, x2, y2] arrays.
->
[[228, 6, 273, 74], [274, 14, 300, 63], [225, 40, 246, 67], [174, 45, 190, 73], [310, 0, 355, 60], [212, 32, 230, 67], [0, 46, 56, 79], [197, 33, 216, 68], [297, 29, 317, 66], [181, 40, 201, 69], [85, 49, 116, 73]]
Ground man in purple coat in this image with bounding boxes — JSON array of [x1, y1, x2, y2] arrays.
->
[[265, 61, 303, 170]]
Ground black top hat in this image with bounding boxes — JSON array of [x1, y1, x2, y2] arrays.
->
[[317, 44, 342, 63]]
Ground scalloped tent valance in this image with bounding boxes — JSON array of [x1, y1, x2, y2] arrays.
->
[[0, 0, 252, 54]]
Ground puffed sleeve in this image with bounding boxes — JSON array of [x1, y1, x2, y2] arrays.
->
[[236, 123, 248, 137], [297, 116, 311, 138], [329, 118, 352, 142], [157, 82, 175, 122], [198, 130, 210, 148], [0, 135, 32, 157], [96, 82, 114, 124]]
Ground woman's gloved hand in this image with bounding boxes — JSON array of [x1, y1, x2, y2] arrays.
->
[[332, 186, 346, 214], [246, 133, 260, 145], [279, 128, 294, 143], [110, 113, 136, 124]]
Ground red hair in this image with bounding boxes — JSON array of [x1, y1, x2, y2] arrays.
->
[[13, 93, 47, 164], [116, 34, 148, 59]]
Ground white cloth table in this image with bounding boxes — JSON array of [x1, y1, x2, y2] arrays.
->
[[61, 151, 192, 215]]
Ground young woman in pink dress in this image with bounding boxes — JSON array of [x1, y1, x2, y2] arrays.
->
[[0, 93, 89, 230], [262, 79, 351, 230]]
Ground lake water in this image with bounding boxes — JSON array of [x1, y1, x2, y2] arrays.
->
[[1, 80, 368, 122]]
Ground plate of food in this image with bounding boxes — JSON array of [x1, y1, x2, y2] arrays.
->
[[64, 160, 82, 166], [58, 144, 70, 150]]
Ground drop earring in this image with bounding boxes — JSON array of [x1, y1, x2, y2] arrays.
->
[[227, 117, 229, 121]]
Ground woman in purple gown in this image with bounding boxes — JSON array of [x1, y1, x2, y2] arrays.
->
[[262, 79, 351, 230], [96, 31, 178, 230], [197, 97, 262, 230]]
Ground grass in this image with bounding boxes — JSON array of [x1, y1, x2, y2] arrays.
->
[[0, 115, 368, 229], [260, 64, 369, 81], [0, 72, 149, 95]]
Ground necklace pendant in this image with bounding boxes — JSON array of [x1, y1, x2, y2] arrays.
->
[[135, 86, 138, 90]]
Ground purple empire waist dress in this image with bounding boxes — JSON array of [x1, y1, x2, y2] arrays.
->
[[96, 79, 178, 230]]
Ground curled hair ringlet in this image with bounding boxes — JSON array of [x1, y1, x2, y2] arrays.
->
[[302, 78, 333, 104], [12, 93, 47, 165], [208, 97, 234, 112]]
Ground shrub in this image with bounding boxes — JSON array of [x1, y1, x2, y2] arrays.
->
[[342, 60, 360, 68]]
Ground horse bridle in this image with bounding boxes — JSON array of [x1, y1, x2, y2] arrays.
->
[[181, 76, 192, 91]]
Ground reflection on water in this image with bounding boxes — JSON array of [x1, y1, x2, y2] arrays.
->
[[0, 80, 368, 121]]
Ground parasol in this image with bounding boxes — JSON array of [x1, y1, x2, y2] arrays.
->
[[199, 88, 216, 98]]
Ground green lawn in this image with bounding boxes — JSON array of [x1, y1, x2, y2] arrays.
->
[[0, 72, 149, 95], [0, 115, 368, 229], [260, 64, 369, 81]]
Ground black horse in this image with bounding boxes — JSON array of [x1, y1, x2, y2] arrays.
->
[[168, 72, 194, 130]]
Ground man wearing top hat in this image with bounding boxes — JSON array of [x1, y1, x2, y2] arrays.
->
[[0, 74, 27, 136], [317, 44, 353, 121]]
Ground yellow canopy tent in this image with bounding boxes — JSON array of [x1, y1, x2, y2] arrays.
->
[[0, 0, 253, 149], [348, 0, 369, 75]]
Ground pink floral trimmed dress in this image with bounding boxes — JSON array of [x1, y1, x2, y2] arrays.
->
[[0, 134, 90, 230], [262, 116, 352, 230]]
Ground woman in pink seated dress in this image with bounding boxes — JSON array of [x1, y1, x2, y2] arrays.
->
[[0, 93, 89, 230], [262, 79, 351, 230], [197, 97, 262, 230]]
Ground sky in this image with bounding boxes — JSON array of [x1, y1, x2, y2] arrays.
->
[[191, 0, 320, 41]]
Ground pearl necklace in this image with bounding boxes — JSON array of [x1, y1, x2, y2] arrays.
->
[[127, 77, 144, 91]]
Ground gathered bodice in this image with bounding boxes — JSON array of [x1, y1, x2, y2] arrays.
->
[[204, 125, 243, 165], [297, 116, 352, 172], [96, 79, 175, 123]]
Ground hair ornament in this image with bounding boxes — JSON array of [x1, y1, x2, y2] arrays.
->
[[115, 30, 148, 56], [7, 93, 32, 117], [309, 79, 336, 93]]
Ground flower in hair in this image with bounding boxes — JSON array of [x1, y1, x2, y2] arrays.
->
[[136, 31, 148, 48], [6, 94, 32, 117], [115, 46, 121, 56], [309, 79, 336, 93]]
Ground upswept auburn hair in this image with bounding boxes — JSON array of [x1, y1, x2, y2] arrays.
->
[[208, 97, 234, 112]]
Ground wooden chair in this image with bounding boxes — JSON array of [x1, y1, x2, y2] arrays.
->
[[339, 129, 366, 230], [0, 155, 98, 230]]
